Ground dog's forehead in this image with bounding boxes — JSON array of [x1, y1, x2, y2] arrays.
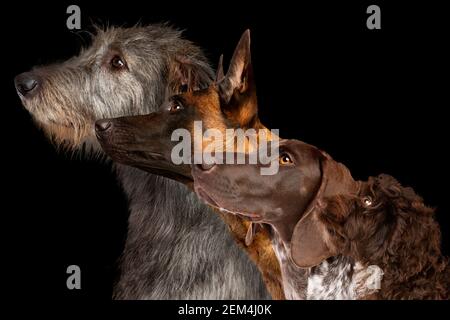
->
[[280, 139, 320, 159], [176, 86, 219, 106]]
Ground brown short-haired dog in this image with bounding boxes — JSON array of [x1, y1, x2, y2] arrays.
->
[[96, 31, 285, 299], [193, 139, 450, 299]]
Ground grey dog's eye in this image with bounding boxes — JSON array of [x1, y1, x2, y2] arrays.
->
[[111, 55, 125, 69]]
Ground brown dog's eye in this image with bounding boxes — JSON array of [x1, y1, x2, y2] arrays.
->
[[279, 153, 293, 165], [111, 55, 126, 69], [169, 103, 184, 113]]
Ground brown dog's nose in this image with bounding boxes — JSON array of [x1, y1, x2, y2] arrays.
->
[[15, 72, 40, 97], [95, 120, 113, 132]]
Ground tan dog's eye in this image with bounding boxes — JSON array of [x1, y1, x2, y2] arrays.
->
[[169, 103, 184, 113], [279, 153, 293, 165]]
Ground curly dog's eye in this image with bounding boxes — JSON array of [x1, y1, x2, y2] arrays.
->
[[362, 196, 373, 207]]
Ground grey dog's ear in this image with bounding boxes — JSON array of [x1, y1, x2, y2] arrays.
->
[[291, 153, 358, 268], [170, 55, 214, 93]]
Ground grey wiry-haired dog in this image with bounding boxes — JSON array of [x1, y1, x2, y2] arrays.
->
[[14, 25, 269, 299]]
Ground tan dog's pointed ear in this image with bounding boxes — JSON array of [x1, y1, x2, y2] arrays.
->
[[219, 29, 252, 102], [215, 54, 225, 83], [291, 153, 359, 268], [218, 29, 258, 128]]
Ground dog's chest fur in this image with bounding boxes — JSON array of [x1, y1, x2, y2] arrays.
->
[[271, 232, 383, 300], [307, 258, 383, 299], [272, 235, 308, 299]]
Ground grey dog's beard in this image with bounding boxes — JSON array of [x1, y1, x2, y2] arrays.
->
[[35, 116, 96, 150]]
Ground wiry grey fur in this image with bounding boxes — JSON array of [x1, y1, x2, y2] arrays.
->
[[16, 24, 269, 299]]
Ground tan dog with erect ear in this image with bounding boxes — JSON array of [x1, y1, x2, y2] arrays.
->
[[96, 30, 285, 299]]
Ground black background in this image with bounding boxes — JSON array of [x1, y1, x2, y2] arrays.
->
[[2, 0, 449, 303]]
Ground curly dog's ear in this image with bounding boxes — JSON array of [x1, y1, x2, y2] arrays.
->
[[359, 174, 441, 279], [290, 152, 359, 268]]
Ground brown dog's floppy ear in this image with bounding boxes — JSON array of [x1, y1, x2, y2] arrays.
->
[[291, 153, 359, 268], [170, 55, 214, 93], [218, 29, 258, 128]]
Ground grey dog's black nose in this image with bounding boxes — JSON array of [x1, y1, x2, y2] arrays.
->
[[15, 72, 39, 97], [95, 120, 113, 132]]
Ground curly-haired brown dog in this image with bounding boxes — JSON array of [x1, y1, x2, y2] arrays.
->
[[193, 139, 450, 299], [321, 174, 449, 299]]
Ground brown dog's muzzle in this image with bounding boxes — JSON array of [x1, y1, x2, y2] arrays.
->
[[95, 119, 113, 133], [95, 114, 193, 184]]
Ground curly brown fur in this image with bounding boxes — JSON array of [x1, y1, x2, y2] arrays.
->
[[320, 174, 450, 299]]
